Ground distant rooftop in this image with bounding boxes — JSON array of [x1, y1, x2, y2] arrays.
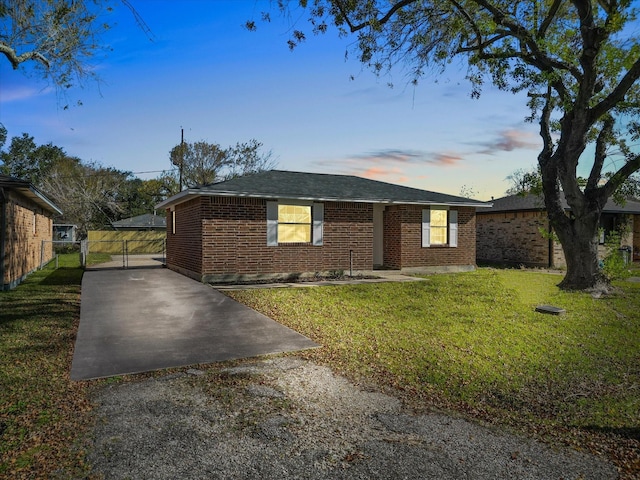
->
[[484, 193, 640, 214], [112, 213, 166, 229]]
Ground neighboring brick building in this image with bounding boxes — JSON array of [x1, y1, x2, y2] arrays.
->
[[156, 170, 490, 283], [1, 175, 62, 290], [476, 193, 640, 268]]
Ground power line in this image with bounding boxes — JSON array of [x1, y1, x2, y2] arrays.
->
[[130, 169, 178, 176]]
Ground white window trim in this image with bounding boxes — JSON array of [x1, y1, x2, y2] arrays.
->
[[422, 206, 457, 248], [267, 200, 323, 246]]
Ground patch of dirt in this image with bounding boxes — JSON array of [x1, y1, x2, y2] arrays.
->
[[84, 357, 618, 480], [214, 274, 381, 286]]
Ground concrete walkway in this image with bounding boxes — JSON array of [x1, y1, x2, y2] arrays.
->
[[70, 267, 318, 380]]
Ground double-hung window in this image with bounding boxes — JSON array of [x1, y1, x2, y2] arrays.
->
[[429, 208, 448, 245], [422, 207, 458, 247], [278, 204, 312, 243], [267, 201, 323, 246]]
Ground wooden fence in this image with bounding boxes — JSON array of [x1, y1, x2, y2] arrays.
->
[[87, 231, 166, 254]]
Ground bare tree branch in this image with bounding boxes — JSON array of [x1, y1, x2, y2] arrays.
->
[[0, 41, 50, 69], [601, 153, 640, 199], [537, 0, 564, 38], [590, 56, 640, 122], [586, 115, 614, 192], [335, 0, 418, 33]]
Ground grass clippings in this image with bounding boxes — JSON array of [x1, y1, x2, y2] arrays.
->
[[227, 268, 640, 478]]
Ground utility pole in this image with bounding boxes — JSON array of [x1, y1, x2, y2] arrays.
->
[[179, 128, 184, 191]]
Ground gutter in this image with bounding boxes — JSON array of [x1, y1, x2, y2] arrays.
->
[[156, 189, 493, 211]]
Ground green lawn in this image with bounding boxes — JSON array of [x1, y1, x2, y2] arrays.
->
[[228, 268, 640, 474], [0, 254, 95, 479], [1, 259, 638, 477]]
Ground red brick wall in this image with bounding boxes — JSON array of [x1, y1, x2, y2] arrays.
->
[[166, 197, 479, 281], [166, 197, 203, 277], [476, 211, 559, 267], [384, 205, 476, 269], [477, 211, 546, 266], [167, 197, 374, 279], [2, 190, 55, 289], [383, 208, 402, 268]]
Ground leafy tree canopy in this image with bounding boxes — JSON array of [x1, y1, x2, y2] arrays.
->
[[0, 0, 147, 100], [0, 132, 66, 184], [169, 139, 276, 189], [0, 131, 171, 236]]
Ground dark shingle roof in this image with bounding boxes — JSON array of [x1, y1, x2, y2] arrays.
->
[[483, 192, 640, 214], [112, 213, 166, 229], [157, 170, 491, 209], [0, 174, 62, 215]]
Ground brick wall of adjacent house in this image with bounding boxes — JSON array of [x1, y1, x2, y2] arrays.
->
[[476, 210, 555, 267], [167, 197, 374, 280], [383, 205, 476, 269], [634, 215, 640, 261], [2, 190, 54, 289], [477, 211, 640, 268], [552, 240, 566, 268], [598, 214, 639, 263], [165, 197, 203, 278]]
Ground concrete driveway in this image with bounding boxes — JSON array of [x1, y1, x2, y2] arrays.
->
[[70, 266, 318, 380]]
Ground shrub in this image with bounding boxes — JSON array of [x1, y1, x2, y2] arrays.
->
[[601, 228, 632, 281]]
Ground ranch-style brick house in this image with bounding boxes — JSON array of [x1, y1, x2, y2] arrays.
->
[[1, 175, 62, 290], [156, 170, 491, 283], [476, 193, 640, 268]]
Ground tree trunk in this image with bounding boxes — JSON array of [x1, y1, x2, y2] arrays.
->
[[539, 140, 607, 290], [551, 209, 604, 290]]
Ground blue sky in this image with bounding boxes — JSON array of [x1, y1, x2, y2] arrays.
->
[[0, 0, 548, 201]]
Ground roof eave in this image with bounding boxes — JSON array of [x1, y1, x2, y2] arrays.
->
[[18, 186, 63, 216], [156, 189, 491, 209]]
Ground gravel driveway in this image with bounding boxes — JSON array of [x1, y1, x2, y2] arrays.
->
[[85, 356, 617, 479]]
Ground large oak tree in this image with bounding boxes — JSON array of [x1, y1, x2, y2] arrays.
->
[[0, 0, 146, 96], [262, 0, 640, 290]]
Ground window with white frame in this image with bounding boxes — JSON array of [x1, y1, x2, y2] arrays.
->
[[429, 208, 448, 245], [267, 201, 323, 246], [422, 207, 458, 247]]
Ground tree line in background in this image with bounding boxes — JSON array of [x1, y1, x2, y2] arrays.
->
[[169, 138, 276, 188], [0, 124, 275, 238]]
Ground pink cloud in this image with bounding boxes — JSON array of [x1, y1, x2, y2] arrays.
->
[[429, 153, 463, 166], [312, 148, 464, 186], [478, 129, 539, 155], [360, 166, 404, 180]]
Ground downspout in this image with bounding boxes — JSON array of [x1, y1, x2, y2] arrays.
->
[[0, 188, 7, 291]]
